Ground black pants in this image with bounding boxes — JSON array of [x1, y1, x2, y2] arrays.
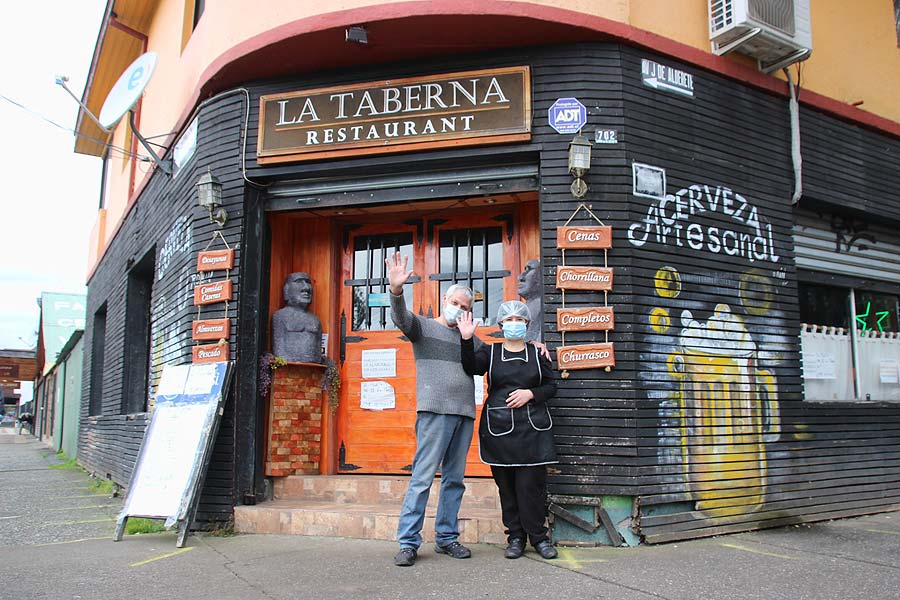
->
[[490, 465, 548, 545]]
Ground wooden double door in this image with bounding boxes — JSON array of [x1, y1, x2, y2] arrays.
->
[[336, 205, 534, 475]]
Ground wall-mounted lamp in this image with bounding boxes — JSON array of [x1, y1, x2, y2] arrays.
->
[[197, 170, 227, 227], [345, 26, 368, 45], [568, 134, 592, 199]]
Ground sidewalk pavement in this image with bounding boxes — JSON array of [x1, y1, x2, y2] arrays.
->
[[2, 428, 899, 600]]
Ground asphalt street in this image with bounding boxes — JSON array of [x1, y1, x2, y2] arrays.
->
[[2, 428, 899, 600]]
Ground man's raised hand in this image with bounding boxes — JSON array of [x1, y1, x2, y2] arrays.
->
[[457, 311, 476, 340], [386, 251, 414, 295]]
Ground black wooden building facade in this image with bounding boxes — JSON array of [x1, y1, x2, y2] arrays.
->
[[79, 42, 900, 541]]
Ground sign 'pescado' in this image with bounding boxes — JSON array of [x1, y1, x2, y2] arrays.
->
[[258, 66, 531, 163]]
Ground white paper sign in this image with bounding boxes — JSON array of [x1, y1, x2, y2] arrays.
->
[[879, 360, 900, 384], [803, 352, 836, 380], [360, 381, 396, 410], [474, 375, 485, 406], [156, 364, 190, 397], [184, 363, 219, 395], [362, 349, 397, 379]]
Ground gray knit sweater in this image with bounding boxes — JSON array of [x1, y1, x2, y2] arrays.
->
[[390, 292, 482, 419]]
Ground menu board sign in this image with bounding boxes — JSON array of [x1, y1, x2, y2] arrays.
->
[[556, 266, 614, 291], [196, 249, 235, 272], [556, 226, 612, 250], [557, 306, 614, 332], [194, 280, 233, 305], [192, 319, 230, 341], [556, 343, 616, 370]]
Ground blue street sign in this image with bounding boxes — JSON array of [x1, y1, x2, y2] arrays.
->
[[548, 97, 587, 134]]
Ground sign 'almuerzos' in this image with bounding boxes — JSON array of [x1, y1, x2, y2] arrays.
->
[[258, 66, 531, 163]]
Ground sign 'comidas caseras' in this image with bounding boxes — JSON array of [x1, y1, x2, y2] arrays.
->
[[258, 66, 531, 163]]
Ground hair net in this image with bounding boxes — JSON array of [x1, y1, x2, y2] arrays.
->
[[496, 300, 531, 323]]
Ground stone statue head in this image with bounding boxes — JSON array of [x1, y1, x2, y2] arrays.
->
[[517, 260, 541, 301], [283, 272, 313, 310]]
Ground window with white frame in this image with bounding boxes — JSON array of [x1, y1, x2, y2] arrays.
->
[[800, 282, 900, 402]]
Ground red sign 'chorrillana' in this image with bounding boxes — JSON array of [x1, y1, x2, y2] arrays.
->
[[555, 266, 614, 291]]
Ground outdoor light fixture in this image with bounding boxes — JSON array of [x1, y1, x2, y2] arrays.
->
[[197, 170, 227, 227], [345, 26, 368, 44], [568, 134, 592, 199]]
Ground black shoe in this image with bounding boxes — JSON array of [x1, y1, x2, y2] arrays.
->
[[434, 541, 472, 559], [504, 538, 525, 559], [394, 547, 417, 566], [534, 540, 558, 559]]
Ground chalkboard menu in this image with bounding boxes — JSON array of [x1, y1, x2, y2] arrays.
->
[[114, 361, 232, 547]]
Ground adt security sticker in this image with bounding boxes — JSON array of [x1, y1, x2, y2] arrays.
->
[[548, 98, 587, 134]]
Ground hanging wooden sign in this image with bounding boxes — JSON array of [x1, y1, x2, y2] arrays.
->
[[197, 249, 235, 272], [192, 319, 231, 341], [557, 307, 614, 332], [194, 280, 233, 305], [556, 343, 615, 370], [192, 342, 230, 364], [556, 226, 612, 249], [556, 266, 614, 291]]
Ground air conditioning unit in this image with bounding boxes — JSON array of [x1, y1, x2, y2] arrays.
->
[[709, 0, 812, 71]]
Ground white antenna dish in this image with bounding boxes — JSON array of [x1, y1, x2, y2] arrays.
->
[[99, 51, 157, 129]]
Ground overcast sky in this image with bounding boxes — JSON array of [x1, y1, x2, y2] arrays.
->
[[0, 1, 106, 350]]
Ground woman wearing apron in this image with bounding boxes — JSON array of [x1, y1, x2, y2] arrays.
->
[[458, 301, 558, 559]]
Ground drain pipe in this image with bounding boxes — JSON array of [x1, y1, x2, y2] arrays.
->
[[784, 67, 802, 204]]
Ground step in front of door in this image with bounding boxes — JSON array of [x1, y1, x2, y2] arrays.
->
[[233, 500, 506, 544], [274, 475, 501, 510]]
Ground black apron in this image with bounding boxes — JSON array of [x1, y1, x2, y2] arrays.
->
[[478, 343, 557, 466]]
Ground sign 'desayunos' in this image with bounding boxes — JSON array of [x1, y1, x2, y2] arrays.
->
[[197, 249, 234, 272], [258, 66, 531, 163]]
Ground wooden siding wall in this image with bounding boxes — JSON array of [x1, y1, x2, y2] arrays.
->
[[619, 46, 900, 543], [79, 92, 246, 524]]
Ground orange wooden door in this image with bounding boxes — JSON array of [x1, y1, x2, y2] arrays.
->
[[336, 210, 520, 475]]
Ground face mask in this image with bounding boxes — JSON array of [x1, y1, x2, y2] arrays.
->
[[502, 321, 527, 340], [443, 303, 464, 324]]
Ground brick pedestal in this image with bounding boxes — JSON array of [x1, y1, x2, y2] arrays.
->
[[265, 363, 325, 476]]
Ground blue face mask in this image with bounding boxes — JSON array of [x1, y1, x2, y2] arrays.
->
[[502, 321, 527, 340], [443, 303, 464, 324]]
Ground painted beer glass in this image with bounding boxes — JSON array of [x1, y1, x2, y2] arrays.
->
[[669, 304, 780, 516]]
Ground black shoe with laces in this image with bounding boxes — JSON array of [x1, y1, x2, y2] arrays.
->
[[394, 547, 417, 566], [504, 538, 525, 559], [434, 541, 472, 559], [534, 540, 558, 559]]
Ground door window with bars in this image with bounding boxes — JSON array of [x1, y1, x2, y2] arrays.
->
[[433, 227, 508, 325], [347, 233, 415, 331]]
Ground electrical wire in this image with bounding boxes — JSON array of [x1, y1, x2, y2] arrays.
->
[[0, 91, 145, 161]]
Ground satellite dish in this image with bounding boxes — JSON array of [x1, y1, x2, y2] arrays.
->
[[98, 51, 158, 129]]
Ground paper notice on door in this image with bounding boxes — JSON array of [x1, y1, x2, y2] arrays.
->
[[879, 360, 900, 384], [474, 375, 485, 406], [803, 352, 836, 380], [362, 348, 397, 379], [360, 380, 396, 410]]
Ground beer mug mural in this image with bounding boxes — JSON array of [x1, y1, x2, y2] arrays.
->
[[669, 304, 781, 516]]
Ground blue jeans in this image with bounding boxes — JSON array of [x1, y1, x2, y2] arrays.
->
[[396, 412, 474, 549]]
